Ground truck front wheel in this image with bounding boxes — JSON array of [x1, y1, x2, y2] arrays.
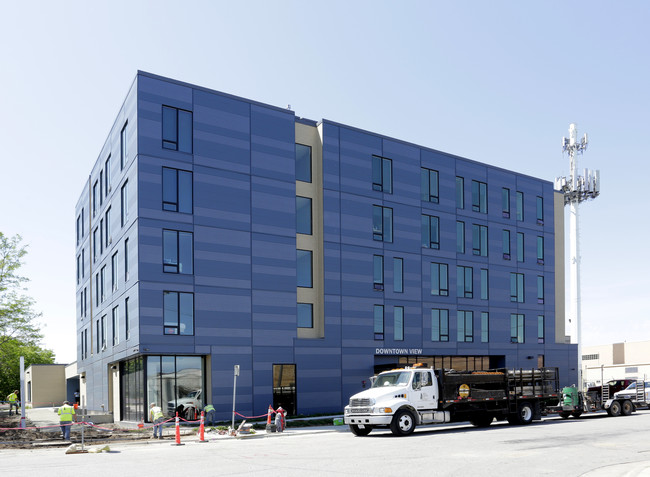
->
[[390, 409, 416, 436], [608, 400, 621, 417], [349, 425, 373, 436]]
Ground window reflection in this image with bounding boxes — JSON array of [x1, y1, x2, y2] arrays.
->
[[138, 355, 204, 421]]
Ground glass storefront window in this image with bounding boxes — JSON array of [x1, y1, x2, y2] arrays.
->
[[143, 355, 204, 421], [120, 357, 144, 422]]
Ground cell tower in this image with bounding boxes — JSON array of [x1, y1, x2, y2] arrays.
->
[[554, 124, 600, 390]]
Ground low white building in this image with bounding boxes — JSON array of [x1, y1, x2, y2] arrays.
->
[[582, 340, 650, 387]]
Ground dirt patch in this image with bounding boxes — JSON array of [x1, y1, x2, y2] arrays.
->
[[0, 413, 152, 449]]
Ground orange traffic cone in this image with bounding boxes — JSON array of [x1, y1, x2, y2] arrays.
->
[[266, 405, 275, 433]]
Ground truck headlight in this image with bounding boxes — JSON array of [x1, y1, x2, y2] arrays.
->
[[376, 407, 392, 414], [344, 407, 350, 415]]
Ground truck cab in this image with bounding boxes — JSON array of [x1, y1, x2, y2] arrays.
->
[[345, 367, 445, 436]]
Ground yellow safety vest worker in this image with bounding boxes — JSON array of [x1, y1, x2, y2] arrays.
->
[[7, 392, 17, 403], [204, 404, 215, 413], [150, 406, 164, 421], [58, 404, 75, 422]]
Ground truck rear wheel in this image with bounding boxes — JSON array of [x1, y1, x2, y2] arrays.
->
[[516, 402, 534, 425], [349, 425, 373, 436], [571, 411, 583, 418], [390, 409, 416, 436], [621, 400, 633, 416], [559, 411, 571, 419], [607, 400, 621, 417]]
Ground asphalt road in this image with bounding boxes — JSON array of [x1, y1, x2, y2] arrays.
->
[[3, 411, 650, 476]]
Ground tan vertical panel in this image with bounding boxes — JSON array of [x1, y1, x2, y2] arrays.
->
[[295, 122, 324, 339]]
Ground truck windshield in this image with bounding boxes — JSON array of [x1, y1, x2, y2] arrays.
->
[[372, 372, 411, 388]]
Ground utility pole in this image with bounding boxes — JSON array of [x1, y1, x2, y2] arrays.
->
[[555, 124, 600, 391], [231, 364, 239, 431]]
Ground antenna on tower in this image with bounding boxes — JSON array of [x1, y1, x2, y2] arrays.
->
[[554, 123, 600, 392]]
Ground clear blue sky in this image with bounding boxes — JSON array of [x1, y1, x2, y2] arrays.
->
[[1, 1, 648, 363]]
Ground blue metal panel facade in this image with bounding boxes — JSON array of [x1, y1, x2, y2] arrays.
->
[[76, 71, 577, 421]]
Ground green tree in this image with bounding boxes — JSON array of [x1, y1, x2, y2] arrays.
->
[[0, 233, 43, 346], [0, 338, 55, 398], [0, 232, 54, 397]]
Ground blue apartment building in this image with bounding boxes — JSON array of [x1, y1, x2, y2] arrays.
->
[[74, 71, 577, 422]]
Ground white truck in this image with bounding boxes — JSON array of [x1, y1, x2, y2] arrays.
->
[[344, 365, 560, 436]]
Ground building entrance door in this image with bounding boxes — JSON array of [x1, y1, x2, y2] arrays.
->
[[272, 364, 296, 415]]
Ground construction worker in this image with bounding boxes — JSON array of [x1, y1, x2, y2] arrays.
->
[[203, 403, 215, 426], [58, 401, 76, 441], [7, 390, 19, 415], [149, 402, 164, 439], [275, 406, 286, 432]]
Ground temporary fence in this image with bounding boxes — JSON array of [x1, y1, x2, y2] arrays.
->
[[0, 405, 293, 445]]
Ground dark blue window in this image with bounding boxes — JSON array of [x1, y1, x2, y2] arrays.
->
[[120, 122, 128, 170], [297, 303, 313, 328], [374, 305, 384, 340], [457, 266, 473, 298], [517, 232, 524, 262], [163, 167, 193, 213], [422, 215, 440, 249], [373, 205, 393, 242], [431, 263, 449, 296], [372, 155, 392, 193], [516, 191, 524, 221], [511, 314, 525, 343], [472, 224, 488, 256], [510, 272, 524, 303], [481, 312, 489, 343], [163, 230, 193, 274], [297, 249, 313, 288], [456, 177, 464, 209], [373, 255, 384, 290], [502, 188, 510, 218], [471, 180, 487, 213], [394, 307, 404, 341], [296, 196, 312, 235], [457, 311, 473, 342], [163, 291, 194, 335], [296, 144, 312, 183], [431, 309, 449, 342], [503, 229, 511, 259], [393, 257, 403, 293], [421, 168, 439, 203], [536, 196, 544, 225], [457, 221, 465, 253], [162, 106, 193, 153]]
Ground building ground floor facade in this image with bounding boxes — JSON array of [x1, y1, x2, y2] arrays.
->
[[80, 344, 577, 423]]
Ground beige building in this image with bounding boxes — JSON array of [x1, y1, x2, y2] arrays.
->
[[25, 364, 66, 407], [582, 340, 650, 387]]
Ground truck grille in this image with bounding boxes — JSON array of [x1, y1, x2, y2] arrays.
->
[[349, 407, 371, 414], [350, 398, 372, 407]]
